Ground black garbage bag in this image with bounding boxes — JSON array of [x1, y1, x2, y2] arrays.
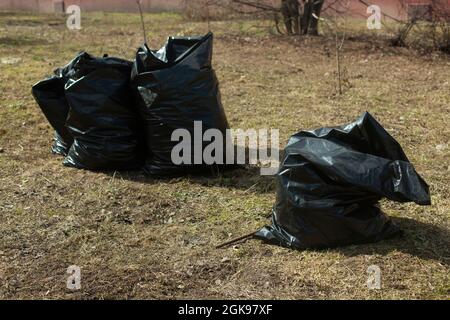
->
[[31, 55, 82, 155], [256, 112, 431, 249], [131, 32, 231, 176], [61, 52, 144, 170]]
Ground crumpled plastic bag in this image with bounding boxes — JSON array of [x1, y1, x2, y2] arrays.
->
[[32, 56, 81, 155], [33, 52, 144, 170], [256, 112, 431, 249], [62, 52, 144, 170], [131, 33, 231, 176]]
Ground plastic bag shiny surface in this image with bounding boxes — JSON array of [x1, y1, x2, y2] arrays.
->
[[32, 60, 78, 155], [62, 53, 144, 170], [131, 33, 231, 176], [256, 112, 431, 249]]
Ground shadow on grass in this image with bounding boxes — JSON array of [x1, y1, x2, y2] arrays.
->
[[106, 146, 280, 194], [189, 165, 277, 194], [108, 164, 277, 194], [338, 217, 450, 267]]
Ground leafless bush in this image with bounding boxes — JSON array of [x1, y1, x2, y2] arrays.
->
[[181, 0, 214, 21], [181, 0, 328, 36], [387, 0, 450, 53], [430, 3, 450, 53], [181, 0, 261, 21]]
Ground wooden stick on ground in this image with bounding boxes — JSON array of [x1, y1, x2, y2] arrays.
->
[[215, 231, 257, 249]]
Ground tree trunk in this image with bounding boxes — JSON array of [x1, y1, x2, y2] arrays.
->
[[308, 0, 324, 36], [301, 0, 313, 35], [300, 0, 325, 36]]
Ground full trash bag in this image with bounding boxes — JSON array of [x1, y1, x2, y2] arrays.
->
[[256, 112, 431, 249], [62, 52, 144, 170], [32, 55, 83, 155], [131, 32, 231, 176]]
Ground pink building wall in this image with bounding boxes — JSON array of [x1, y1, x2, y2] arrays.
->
[[334, 0, 450, 20], [0, 0, 448, 19], [0, 0, 184, 13]]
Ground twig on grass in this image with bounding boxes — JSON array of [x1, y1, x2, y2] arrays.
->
[[215, 231, 257, 249]]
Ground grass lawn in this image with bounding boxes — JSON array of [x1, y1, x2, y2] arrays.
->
[[0, 11, 449, 299]]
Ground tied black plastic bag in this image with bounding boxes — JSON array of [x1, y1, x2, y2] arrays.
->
[[256, 112, 431, 249], [31, 55, 83, 155], [62, 52, 144, 170], [131, 33, 231, 176]]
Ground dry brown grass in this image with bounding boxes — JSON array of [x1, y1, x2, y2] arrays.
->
[[0, 11, 449, 300]]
